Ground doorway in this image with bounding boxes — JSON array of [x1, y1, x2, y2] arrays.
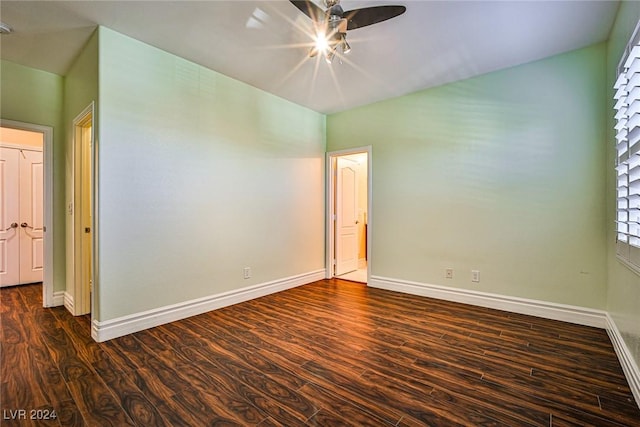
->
[[0, 122, 54, 306], [326, 147, 371, 283], [70, 104, 94, 316]]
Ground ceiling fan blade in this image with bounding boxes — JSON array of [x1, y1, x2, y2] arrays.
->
[[289, 0, 326, 22], [345, 5, 406, 30]]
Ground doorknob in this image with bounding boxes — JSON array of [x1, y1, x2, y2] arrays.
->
[[3, 222, 18, 231], [21, 222, 33, 229]]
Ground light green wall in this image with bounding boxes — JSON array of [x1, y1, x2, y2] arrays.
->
[[1, 60, 66, 292], [606, 0, 640, 376], [328, 43, 608, 308], [4, 18, 633, 356], [63, 30, 99, 309], [96, 27, 325, 321]]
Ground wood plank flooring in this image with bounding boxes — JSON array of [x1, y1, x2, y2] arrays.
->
[[1, 279, 639, 426]]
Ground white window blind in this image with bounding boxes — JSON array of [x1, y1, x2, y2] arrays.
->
[[615, 27, 640, 272]]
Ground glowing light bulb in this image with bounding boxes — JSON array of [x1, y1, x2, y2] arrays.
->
[[314, 31, 330, 54]]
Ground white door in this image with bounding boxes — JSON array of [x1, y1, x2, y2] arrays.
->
[[0, 147, 20, 286], [336, 158, 359, 275], [19, 149, 44, 284], [0, 146, 43, 287]]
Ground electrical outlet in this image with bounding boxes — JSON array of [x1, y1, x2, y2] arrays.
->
[[445, 268, 454, 279], [243, 267, 251, 279], [471, 270, 480, 283]]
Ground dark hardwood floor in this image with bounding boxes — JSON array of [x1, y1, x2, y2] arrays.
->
[[1, 280, 639, 426]]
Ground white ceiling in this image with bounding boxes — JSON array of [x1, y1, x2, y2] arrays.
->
[[0, 0, 619, 114]]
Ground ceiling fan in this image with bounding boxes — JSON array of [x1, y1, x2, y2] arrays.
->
[[289, 0, 406, 63]]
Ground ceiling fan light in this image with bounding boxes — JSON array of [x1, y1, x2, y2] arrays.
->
[[0, 22, 13, 35], [341, 34, 351, 54], [325, 49, 336, 64]]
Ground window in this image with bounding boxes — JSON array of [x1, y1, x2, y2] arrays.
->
[[614, 23, 640, 272]]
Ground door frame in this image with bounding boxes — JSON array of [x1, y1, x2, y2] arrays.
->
[[1, 119, 54, 306], [326, 146, 372, 282], [70, 103, 95, 316]]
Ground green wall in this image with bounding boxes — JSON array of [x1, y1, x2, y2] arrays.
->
[[606, 0, 640, 378], [96, 27, 326, 321], [328, 43, 608, 309], [3, 15, 636, 372], [63, 29, 99, 310], [1, 60, 66, 293]]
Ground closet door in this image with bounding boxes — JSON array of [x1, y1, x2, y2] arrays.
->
[[0, 147, 20, 287], [19, 149, 44, 284], [0, 146, 43, 287]]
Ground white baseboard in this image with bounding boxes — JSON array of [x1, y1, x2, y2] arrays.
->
[[52, 291, 65, 307], [606, 314, 640, 408], [369, 275, 608, 328], [92, 269, 326, 342], [63, 292, 74, 314]]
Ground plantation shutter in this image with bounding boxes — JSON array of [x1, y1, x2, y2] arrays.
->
[[615, 38, 640, 270]]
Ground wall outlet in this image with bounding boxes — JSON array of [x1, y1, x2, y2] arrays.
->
[[243, 267, 251, 279], [445, 268, 454, 279], [471, 270, 480, 283]]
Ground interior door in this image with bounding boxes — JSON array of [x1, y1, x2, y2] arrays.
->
[[0, 147, 20, 287], [336, 157, 359, 275], [19, 149, 44, 284], [80, 124, 92, 310]]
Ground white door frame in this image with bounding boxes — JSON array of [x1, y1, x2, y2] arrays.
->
[[326, 146, 372, 282], [1, 119, 55, 307], [70, 103, 95, 316]]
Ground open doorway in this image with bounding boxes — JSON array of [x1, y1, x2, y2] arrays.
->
[[69, 104, 94, 316], [0, 121, 54, 306], [326, 147, 371, 283]]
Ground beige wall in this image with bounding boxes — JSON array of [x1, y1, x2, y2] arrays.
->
[[0, 127, 43, 148]]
